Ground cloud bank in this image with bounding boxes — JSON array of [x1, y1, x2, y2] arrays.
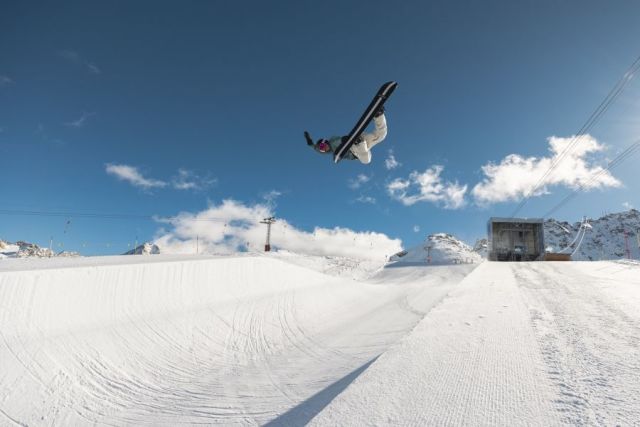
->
[[472, 135, 621, 205], [154, 199, 401, 260]]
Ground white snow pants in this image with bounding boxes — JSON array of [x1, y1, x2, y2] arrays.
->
[[350, 114, 387, 164]]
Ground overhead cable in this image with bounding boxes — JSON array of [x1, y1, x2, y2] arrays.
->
[[544, 139, 640, 218], [511, 55, 640, 217], [0, 209, 235, 224]]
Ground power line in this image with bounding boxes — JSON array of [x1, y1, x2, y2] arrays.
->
[[0, 208, 234, 223], [544, 139, 640, 218], [511, 54, 640, 217]]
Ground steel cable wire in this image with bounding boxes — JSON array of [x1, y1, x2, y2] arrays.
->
[[511, 55, 640, 216]]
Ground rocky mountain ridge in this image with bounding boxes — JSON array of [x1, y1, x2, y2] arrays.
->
[[390, 233, 483, 265], [544, 209, 639, 260]]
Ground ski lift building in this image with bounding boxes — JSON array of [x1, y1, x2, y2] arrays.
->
[[487, 217, 545, 261]]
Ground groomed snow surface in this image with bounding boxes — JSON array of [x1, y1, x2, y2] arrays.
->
[[1, 255, 639, 425]]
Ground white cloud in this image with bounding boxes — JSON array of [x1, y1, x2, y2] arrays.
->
[[348, 174, 371, 190], [58, 50, 101, 74], [622, 201, 634, 210], [65, 112, 95, 128], [413, 225, 420, 233], [385, 150, 401, 170], [171, 168, 216, 191], [106, 164, 216, 192], [262, 190, 283, 204], [355, 195, 376, 204], [105, 163, 167, 190], [0, 75, 14, 86], [387, 165, 467, 209], [472, 135, 621, 205], [153, 199, 401, 260]]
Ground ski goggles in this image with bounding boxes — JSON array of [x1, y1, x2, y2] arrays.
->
[[317, 141, 331, 153]]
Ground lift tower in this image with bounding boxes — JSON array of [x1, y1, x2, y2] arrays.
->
[[260, 217, 276, 252]]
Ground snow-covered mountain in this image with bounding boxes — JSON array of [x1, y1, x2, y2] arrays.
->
[[390, 209, 640, 265], [0, 240, 19, 259], [123, 242, 161, 255], [473, 238, 489, 258], [390, 233, 483, 265], [5, 209, 638, 263], [0, 240, 53, 258], [0, 240, 80, 259], [545, 209, 640, 261]]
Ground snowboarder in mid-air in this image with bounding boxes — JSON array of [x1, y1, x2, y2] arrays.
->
[[305, 81, 397, 164], [305, 107, 387, 164]]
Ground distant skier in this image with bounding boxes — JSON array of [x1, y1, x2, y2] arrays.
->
[[305, 107, 387, 165]]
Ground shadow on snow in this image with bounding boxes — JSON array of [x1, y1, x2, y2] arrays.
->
[[264, 356, 379, 426]]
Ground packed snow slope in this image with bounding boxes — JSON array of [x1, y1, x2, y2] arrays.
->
[[0, 253, 475, 426], [2, 254, 638, 425], [313, 260, 640, 426]]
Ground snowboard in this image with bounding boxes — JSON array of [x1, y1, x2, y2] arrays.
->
[[333, 81, 398, 163]]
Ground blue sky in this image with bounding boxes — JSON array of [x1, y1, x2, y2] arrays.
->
[[1, 1, 640, 256]]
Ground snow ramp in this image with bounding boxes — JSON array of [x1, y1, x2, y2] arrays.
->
[[0, 255, 475, 425]]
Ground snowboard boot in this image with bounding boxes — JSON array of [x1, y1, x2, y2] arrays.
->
[[374, 105, 385, 118], [351, 134, 368, 152]]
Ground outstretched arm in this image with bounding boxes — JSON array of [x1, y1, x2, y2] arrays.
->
[[305, 131, 324, 154], [304, 131, 314, 146]]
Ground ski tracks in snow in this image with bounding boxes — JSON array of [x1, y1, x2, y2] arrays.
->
[[518, 262, 640, 425], [313, 261, 640, 426]]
